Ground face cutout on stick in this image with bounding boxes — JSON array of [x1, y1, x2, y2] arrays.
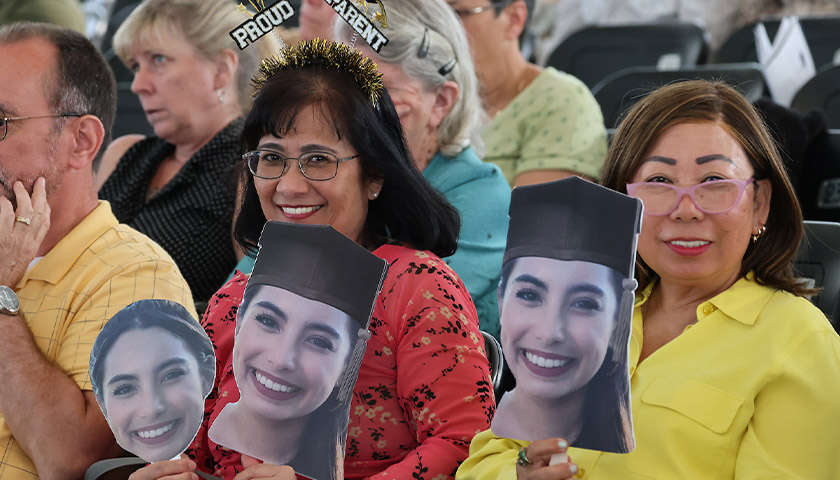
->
[[208, 222, 388, 480], [491, 177, 641, 454], [89, 300, 215, 463]]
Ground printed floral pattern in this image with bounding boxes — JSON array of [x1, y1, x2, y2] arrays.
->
[[186, 244, 494, 479]]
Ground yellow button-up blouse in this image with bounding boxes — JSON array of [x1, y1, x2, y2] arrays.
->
[[457, 275, 840, 479]]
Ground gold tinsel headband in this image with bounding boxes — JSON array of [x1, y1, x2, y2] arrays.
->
[[251, 39, 384, 108]]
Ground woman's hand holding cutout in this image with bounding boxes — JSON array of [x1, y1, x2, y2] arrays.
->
[[516, 438, 578, 480], [128, 457, 198, 480], [232, 455, 296, 480]]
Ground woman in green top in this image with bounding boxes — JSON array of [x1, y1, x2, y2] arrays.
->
[[449, 0, 607, 187]]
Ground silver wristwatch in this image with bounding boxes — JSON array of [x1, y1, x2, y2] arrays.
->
[[0, 286, 20, 316]]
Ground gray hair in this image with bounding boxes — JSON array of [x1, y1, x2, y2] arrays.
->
[[114, 0, 279, 113], [334, 0, 485, 157]]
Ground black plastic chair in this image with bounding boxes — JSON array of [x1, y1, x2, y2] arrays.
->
[[85, 457, 146, 480], [591, 63, 766, 130], [480, 331, 505, 400], [791, 64, 840, 130], [713, 16, 840, 69], [546, 23, 708, 89], [793, 221, 840, 329], [113, 82, 153, 138], [99, 0, 140, 57], [86, 457, 222, 480]]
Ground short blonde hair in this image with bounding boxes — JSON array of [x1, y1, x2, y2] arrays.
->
[[114, 0, 279, 112]]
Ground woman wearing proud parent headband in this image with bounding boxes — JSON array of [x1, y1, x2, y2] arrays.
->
[[129, 39, 494, 480]]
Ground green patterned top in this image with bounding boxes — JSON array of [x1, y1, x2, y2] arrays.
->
[[0, 0, 85, 33], [482, 67, 607, 185]]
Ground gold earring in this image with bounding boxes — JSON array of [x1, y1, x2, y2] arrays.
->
[[751, 224, 767, 243]]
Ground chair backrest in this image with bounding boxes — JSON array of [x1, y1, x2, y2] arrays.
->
[[793, 220, 840, 329], [85, 457, 146, 480], [86, 457, 222, 480], [713, 16, 840, 69], [791, 64, 840, 130], [547, 23, 707, 89], [592, 63, 766, 130], [113, 82, 153, 138], [480, 330, 504, 399], [99, 0, 140, 59], [813, 132, 840, 217]]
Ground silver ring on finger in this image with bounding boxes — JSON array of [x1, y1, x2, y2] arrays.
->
[[517, 446, 534, 467]]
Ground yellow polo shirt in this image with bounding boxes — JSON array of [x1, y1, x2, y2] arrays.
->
[[457, 275, 840, 479], [0, 201, 195, 479]]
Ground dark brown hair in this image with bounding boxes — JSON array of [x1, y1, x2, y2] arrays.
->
[[235, 61, 460, 258], [601, 80, 812, 296]]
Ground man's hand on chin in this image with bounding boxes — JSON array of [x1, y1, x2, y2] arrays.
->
[[0, 177, 50, 286]]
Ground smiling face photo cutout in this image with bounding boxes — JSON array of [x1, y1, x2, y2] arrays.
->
[[491, 177, 642, 454], [233, 285, 355, 424], [89, 300, 215, 462], [208, 222, 387, 480], [501, 258, 621, 399]]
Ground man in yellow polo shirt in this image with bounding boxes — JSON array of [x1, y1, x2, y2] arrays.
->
[[0, 23, 195, 479]]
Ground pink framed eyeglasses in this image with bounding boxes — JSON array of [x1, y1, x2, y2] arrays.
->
[[626, 177, 756, 216]]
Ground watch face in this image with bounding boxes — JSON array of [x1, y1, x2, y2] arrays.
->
[[0, 286, 19, 312]]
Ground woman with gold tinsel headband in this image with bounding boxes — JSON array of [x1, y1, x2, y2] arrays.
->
[[129, 39, 494, 480], [335, 0, 510, 342]]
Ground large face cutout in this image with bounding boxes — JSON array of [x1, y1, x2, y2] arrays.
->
[[90, 300, 214, 463], [233, 285, 355, 422], [491, 257, 634, 453], [500, 258, 618, 400], [102, 329, 205, 461], [207, 222, 387, 479], [208, 283, 361, 479]]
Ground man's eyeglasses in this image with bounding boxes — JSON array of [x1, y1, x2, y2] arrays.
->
[[243, 150, 360, 181], [0, 109, 84, 142], [626, 178, 756, 216]]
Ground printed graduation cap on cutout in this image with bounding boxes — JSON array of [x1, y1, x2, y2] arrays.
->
[[209, 222, 388, 480], [504, 176, 642, 277], [492, 176, 642, 455], [248, 221, 388, 329]]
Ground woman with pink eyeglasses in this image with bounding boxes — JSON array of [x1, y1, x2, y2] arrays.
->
[[458, 80, 840, 480]]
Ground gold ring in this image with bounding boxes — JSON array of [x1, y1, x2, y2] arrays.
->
[[15, 216, 31, 226]]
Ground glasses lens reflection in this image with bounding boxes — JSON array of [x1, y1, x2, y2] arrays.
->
[[246, 151, 340, 181], [635, 182, 742, 215]]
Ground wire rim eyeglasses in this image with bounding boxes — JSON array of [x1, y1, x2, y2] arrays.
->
[[243, 149, 360, 181], [626, 177, 756, 216], [450, 1, 511, 17], [0, 109, 84, 142]]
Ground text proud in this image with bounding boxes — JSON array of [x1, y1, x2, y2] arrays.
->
[[230, 0, 295, 50]]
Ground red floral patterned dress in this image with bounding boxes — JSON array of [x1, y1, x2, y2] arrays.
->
[[186, 244, 495, 479]]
